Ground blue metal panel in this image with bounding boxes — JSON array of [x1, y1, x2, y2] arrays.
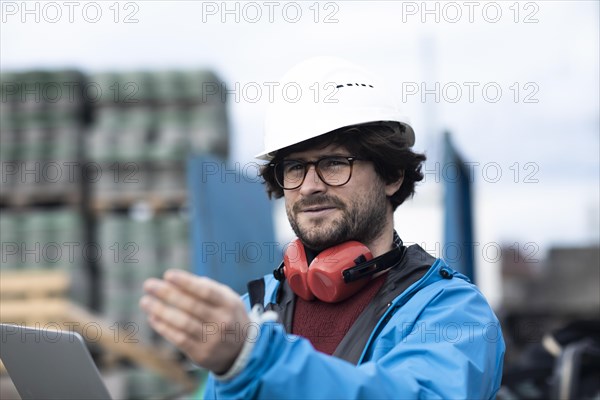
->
[[187, 154, 278, 294], [442, 132, 476, 283]]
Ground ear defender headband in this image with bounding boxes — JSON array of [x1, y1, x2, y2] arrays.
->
[[274, 239, 403, 303]]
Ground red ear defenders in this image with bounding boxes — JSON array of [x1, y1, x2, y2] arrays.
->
[[280, 238, 403, 303]]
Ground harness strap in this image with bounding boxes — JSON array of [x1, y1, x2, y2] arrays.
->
[[247, 278, 266, 309]]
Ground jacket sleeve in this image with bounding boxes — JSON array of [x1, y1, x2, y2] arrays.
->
[[204, 279, 505, 400]]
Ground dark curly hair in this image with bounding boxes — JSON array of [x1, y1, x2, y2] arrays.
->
[[259, 122, 426, 210]]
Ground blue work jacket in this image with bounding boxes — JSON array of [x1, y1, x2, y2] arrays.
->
[[205, 244, 505, 399]]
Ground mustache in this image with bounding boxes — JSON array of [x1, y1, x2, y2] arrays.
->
[[293, 195, 346, 214]]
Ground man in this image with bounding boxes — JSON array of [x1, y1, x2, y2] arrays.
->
[[140, 57, 505, 399]]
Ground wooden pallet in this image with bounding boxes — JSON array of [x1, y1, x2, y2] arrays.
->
[[90, 191, 187, 213], [0, 189, 81, 208], [0, 269, 196, 392]]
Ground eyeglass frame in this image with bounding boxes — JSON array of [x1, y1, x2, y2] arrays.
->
[[270, 155, 365, 190]]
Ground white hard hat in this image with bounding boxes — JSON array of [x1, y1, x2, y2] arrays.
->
[[255, 56, 415, 160]]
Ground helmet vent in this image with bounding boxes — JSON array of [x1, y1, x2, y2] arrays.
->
[[336, 83, 375, 89]]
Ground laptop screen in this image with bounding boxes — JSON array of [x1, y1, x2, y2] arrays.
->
[[0, 324, 113, 400]]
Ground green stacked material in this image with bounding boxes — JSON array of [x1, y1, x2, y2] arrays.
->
[[49, 127, 79, 161], [90, 72, 121, 106], [150, 106, 188, 161], [183, 70, 222, 103], [0, 210, 83, 270], [86, 70, 229, 163], [47, 210, 83, 269], [1, 69, 227, 390], [128, 217, 161, 280], [86, 109, 120, 162], [149, 161, 186, 194], [21, 129, 48, 160], [85, 70, 229, 206], [120, 71, 154, 104], [0, 212, 22, 270], [158, 213, 190, 270], [153, 71, 186, 103], [189, 103, 229, 158], [98, 215, 148, 339], [0, 130, 15, 161], [0, 70, 85, 200], [3, 70, 85, 131], [1, 67, 228, 398], [98, 213, 191, 344]]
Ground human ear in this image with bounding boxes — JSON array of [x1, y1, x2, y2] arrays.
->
[[385, 171, 404, 197]]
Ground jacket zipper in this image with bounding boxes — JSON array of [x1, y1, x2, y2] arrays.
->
[[356, 258, 445, 364]]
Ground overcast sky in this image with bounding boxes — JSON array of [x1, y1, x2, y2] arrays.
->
[[2, 0, 599, 304]]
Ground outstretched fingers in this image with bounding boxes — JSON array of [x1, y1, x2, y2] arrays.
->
[[142, 276, 217, 323], [163, 269, 241, 307], [139, 271, 250, 372], [139, 295, 208, 341], [146, 313, 200, 354]]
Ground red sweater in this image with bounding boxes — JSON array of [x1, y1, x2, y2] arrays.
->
[[292, 274, 387, 355]]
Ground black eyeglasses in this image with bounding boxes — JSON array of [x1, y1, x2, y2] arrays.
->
[[271, 156, 363, 190]]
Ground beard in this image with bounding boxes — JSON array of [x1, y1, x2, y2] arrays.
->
[[285, 182, 389, 252]]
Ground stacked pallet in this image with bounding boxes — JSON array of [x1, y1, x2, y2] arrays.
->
[[0, 70, 89, 303], [0, 269, 196, 392], [84, 70, 228, 348], [0, 68, 230, 398], [0, 210, 82, 271], [98, 213, 190, 343], [85, 70, 228, 208], [0, 70, 86, 206]]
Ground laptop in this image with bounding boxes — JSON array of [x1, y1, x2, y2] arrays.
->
[[0, 323, 113, 400]]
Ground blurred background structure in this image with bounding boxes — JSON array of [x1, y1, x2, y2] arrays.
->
[[1, 1, 599, 399], [0, 69, 237, 398]]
